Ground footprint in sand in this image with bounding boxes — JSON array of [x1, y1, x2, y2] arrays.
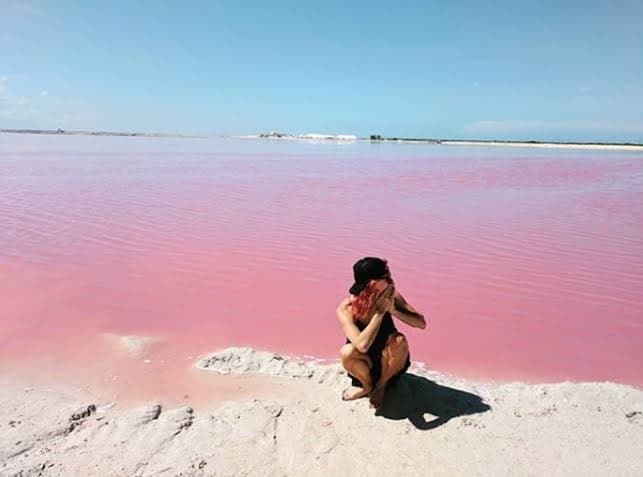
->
[[275, 402, 340, 471]]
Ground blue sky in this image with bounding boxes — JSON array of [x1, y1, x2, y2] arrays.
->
[[1, 0, 642, 142]]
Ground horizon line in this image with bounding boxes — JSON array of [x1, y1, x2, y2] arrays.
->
[[1, 128, 642, 148]]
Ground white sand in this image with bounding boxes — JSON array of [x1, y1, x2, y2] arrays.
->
[[1, 347, 642, 476], [440, 140, 643, 151]]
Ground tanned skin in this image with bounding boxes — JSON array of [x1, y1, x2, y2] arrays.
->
[[336, 279, 426, 410]]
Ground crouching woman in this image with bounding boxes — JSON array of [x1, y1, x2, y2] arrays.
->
[[336, 257, 426, 410]]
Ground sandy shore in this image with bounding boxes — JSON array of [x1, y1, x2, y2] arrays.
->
[[1, 347, 642, 476], [236, 135, 643, 151], [439, 140, 643, 151]]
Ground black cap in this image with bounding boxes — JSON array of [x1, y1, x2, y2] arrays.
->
[[349, 257, 391, 295]]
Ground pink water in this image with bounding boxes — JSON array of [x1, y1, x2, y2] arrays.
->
[[1, 134, 642, 392]]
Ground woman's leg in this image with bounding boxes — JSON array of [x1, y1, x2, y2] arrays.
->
[[340, 343, 373, 400], [370, 332, 409, 409]]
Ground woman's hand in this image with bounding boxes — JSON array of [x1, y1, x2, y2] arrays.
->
[[374, 284, 395, 314]]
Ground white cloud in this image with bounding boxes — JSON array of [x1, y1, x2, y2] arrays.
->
[[464, 119, 643, 135], [14, 2, 41, 16], [56, 110, 98, 127], [0, 96, 40, 120], [0, 76, 8, 95], [0, 76, 95, 127]]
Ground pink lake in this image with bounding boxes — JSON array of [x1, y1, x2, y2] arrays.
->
[[1, 134, 642, 394]]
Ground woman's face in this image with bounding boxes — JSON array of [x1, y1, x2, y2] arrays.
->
[[370, 271, 394, 293]]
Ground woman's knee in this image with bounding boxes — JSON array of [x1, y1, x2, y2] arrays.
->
[[340, 343, 355, 362], [340, 343, 372, 367], [385, 332, 409, 356]]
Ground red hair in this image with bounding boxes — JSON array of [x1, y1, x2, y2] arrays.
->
[[350, 282, 378, 319]]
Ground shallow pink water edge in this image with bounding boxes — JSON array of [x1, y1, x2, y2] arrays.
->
[[1, 135, 642, 396]]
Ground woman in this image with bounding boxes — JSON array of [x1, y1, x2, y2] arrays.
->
[[336, 257, 426, 410]]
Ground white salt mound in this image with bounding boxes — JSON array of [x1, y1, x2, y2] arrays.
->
[[197, 347, 460, 394], [197, 347, 348, 389]]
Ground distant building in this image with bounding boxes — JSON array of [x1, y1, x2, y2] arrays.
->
[[260, 131, 287, 138]]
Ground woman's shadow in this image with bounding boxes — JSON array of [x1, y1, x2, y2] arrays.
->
[[377, 373, 491, 430]]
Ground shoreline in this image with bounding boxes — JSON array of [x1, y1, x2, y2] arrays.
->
[[228, 135, 643, 151], [3, 332, 642, 402], [194, 346, 643, 392], [439, 139, 643, 151], [2, 346, 642, 475], [3, 129, 642, 151]]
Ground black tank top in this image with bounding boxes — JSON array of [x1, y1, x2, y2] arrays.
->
[[349, 310, 398, 356]]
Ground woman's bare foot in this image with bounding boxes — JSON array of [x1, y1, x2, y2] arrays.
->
[[341, 386, 370, 401], [369, 386, 386, 410]]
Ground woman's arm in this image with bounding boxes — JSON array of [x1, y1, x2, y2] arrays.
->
[[392, 291, 426, 329], [336, 301, 385, 353]]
